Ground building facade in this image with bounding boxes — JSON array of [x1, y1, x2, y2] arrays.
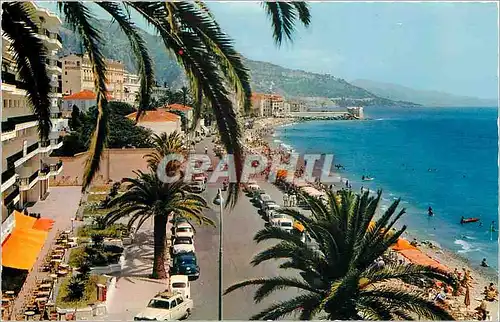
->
[[62, 90, 114, 115], [123, 72, 140, 106], [251, 93, 285, 117], [61, 54, 125, 101], [2, 3, 64, 236]]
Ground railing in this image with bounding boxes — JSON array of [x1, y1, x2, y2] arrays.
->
[[19, 170, 39, 187], [50, 161, 63, 172], [2, 167, 16, 184], [27, 142, 39, 154], [6, 150, 23, 168], [4, 186, 20, 205], [1, 71, 28, 89]]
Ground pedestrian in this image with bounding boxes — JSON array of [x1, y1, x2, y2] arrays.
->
[[481, 258, 489, 267], [283, 193, 289, 207]]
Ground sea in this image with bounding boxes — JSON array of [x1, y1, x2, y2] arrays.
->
[[274, 106, 499, 269]]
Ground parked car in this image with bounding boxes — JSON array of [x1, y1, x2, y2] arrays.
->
[[172, 236, 195, 255], [270, 213, 289, 226], [171, 252, 200, 280], [257, 194, 272, 208], [277, 218, 294, 232], [174, 222, 195, 239], [262, 200, 278, 212], [134, 292, 193, 321], [188, 178, 206, 193], [265, 204, 281, 220], [251, 189, 266, 201], [170, 275, 191, 299]]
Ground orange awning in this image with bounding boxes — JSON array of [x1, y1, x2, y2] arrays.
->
[[14, 210, 37, 229], [33, 218, 55, 231], [398, 249, 449, 272], [391, 238, 417, 251], [2, 227, 48, 270]]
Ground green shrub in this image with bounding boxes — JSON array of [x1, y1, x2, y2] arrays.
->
[[68, 247, 87, 267], [56, 275, 108, 309], [76, 223, 128, 239]]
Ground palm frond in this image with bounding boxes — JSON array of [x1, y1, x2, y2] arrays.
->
[[2, 2, 52, 140], [262, 1, 310, 46], [97, 2, 154, 120], [59, 2, 109, 191]]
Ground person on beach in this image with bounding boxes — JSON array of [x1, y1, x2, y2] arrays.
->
[[481, 258, 489, 267], [283, 193, 289, 207], [475, 299, 488, 320]]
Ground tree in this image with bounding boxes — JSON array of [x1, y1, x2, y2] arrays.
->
[[2, 1, 311, 202], [224, 190, 455, 320], [70, 105, 82, 130], [104, 170, 213, 279], [144, 131, 185, 172]]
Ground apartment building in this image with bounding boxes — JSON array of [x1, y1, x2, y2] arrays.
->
[[61, 54, 126, 101], [123, 72, 140, 106], [251, 93, 285, 117], [2, 3, 64, 237]]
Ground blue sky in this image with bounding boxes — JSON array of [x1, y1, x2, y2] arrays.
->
[[38, 1, 498, 99]]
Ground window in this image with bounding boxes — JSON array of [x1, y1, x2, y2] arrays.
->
[[176, 297, 184, 305], [76, 61, 80, 67], [3, 100, 6, 108], [171, 300, 178, 308], [65, 71, 67, 75]]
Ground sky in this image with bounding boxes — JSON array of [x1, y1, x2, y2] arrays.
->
[[38, 1, 498, 99]]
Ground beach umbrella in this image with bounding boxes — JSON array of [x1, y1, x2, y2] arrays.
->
[[464, 285, 471, 308]]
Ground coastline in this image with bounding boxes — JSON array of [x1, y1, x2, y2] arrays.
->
[[251, 117, 499, 319]]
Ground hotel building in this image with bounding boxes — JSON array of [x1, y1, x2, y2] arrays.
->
[[2, 3, 65, 240]]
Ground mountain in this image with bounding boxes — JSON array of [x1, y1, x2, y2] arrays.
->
[[351, 79, 497, 107], [59, 19, 417, 106]]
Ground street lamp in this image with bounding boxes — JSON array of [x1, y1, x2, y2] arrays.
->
[[212, 188, 224, 321]]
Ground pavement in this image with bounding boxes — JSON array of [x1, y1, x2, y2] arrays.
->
[[104, 137, 302, 320]]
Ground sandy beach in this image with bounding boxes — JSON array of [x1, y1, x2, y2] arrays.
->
[[242, 117, 499, 320]]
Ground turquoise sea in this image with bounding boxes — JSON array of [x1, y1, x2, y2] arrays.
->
[[275, 107, 498, 269]]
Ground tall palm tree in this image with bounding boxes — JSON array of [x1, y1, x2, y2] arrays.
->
[[224, 190, 455, 320], [144, 131, 185, 172], [2, 1, 310, 204], [105, 170, 213, 279]]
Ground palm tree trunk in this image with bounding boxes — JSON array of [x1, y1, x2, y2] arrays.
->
[[152, 215, 168, 279]]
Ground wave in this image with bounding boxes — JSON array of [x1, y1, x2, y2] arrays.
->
[[454, 239, 481, 253]]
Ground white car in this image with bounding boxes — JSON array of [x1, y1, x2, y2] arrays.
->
[[264, 203, 281, 217], [188, 178, 206, 193], [277, 218, 294, 232], [172, 236, 195, 255], [270, 213, 288, 225], [134, 292, 193, 321], [245, 183, 260, 193], [174, 223, 194, 239], [170, 275, 191, 299], [258, 194, 272, 208]]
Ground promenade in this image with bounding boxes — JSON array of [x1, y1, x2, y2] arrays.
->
[[104, 137, 300, 320]]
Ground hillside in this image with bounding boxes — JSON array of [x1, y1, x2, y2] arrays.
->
[[351, 79, 497, 107], [59, 19, 417, 106]]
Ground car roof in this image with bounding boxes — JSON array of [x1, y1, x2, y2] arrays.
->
[[170, 275, 189, 283], [176, 223, 192, 228], [156, 291, 177, 299]]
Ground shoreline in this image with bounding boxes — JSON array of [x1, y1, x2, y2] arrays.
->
[[250, 117, 498, 319]]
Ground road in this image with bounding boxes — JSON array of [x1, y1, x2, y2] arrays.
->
[[190, 138, 300, 320], [106, 137, 300, 320]]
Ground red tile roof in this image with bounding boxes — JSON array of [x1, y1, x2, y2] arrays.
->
[[63, 89, 113, 100], [165, 104, 193, 112], [126, 109, 181, 123]]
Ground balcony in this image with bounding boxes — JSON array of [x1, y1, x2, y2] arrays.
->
[[19, 170, 39, 191], [1, 167, 18, 193], [49, 161, 63, 176], [1, 71, 28, 90], [6, 150, 23, 168], [27, 142, 39, 154], [4, 186, 20, 206]]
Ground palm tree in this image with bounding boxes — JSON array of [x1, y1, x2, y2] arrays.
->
[[224, 190, 455, 320], [144, 131, 185, 172], [105, 170, 214, 279], [2, 1, 310, 203]]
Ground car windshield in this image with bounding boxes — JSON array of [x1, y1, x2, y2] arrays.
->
[[172, 282, 187, 288], [273, 214, 286, 219], [176, 227, 191, 233], [281, 222, 293, 227], [177, 257, 196, 265], [175, 238, 192, 245], [147, 299, 170, 309]]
